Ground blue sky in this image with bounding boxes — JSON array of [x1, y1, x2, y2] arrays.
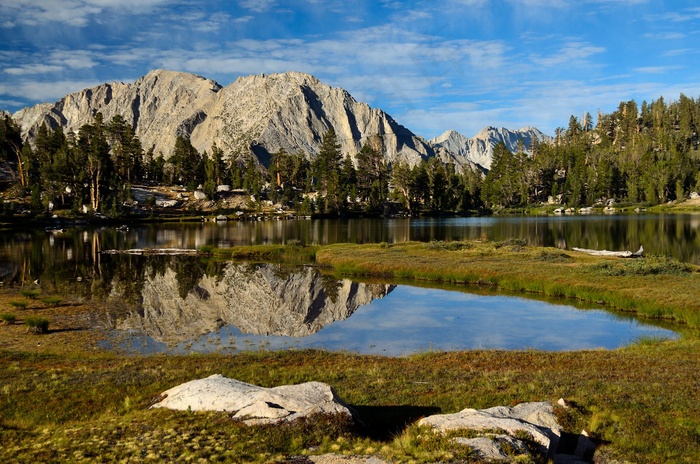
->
[[1, 0, 699, 139]]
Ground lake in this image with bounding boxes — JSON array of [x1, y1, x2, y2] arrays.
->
[[3, 213, 699, 271], [0, 214, 691, 354]]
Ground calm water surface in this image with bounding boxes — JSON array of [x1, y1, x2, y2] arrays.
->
[[3, 214, 699, 270], [0, 215, 690, 355], [107, 283, 677, 356]]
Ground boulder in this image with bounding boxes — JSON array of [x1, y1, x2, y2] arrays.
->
[[193, 190, 207, 200], [150, 374, 353, 425], [454, 435, 529, 461], [418, 401, 595, 463], [156, 199, 179, 208]]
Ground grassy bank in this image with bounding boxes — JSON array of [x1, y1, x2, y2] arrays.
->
[[315, 240, 700, 328], [2, 337, 700, 463]]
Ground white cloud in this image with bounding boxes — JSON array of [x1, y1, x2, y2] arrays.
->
[[529, 41, 606, 68], [238, 0, 277, 13], [4, 64, 64, 75], [659, 7, 700, 22], [0, 79, 103, 103], [0, 0, 175, 27], [634, 65, 684, 74], [644, 32, 686, 40], [233, 15, 255, 24]]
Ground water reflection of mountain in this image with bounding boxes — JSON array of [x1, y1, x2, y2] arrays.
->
[[115, 262, 394, 343]]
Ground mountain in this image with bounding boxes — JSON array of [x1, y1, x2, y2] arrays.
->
[[430, 126, 551, 170], [12, 69, 434, 166], [115, 263, 394, 343]]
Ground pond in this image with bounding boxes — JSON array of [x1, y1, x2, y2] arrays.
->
[[76, 258, 676, 356]]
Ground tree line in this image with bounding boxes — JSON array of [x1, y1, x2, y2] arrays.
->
[[482, 94, 700, 208], [1, 92, 699, 218]]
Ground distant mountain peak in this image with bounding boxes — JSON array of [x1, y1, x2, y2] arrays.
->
[[430, 126, 551, 170]]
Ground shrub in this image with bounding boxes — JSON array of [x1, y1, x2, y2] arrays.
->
[[624, 256, 692, 276], [535, 250, 572, 262], [20, 289, 41, 299], [40, 296, 62, 307], [286, 239, 302, 247], [1, 313, 16, 325], [494, 238, 528, 249], [9, 300, 28, 310], [587, 256, 692, 276], [25, 317, 50, 334], [426, 240, 473, 251], [585, 261, 622, 276]]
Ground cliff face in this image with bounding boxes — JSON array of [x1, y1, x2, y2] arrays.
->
[[13, 69, 434, 166], [116, 263, 394, 343], [430, 126, 552, 170]]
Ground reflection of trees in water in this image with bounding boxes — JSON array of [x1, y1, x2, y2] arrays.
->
[[320, 272, 341, 303]]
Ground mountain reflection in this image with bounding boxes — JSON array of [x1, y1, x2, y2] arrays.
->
[[111, 260, 394, 343]]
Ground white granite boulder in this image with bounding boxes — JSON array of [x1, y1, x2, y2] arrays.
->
[[150, 374, 353, 425], [418, 401, 595, 463]]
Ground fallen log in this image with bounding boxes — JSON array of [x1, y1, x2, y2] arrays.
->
[[572, 245, 644, 258], [101, 248, 204, 256]]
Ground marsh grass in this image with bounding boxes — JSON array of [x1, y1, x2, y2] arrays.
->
[[1, 313, 16, 324], [2, 343, 700, 463], [216, 244, 319, 264]]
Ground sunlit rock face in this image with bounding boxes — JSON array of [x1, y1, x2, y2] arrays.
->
[[430, 126, 551, 170], [13, 69, 434, 167], [116, 263, 394, 343]]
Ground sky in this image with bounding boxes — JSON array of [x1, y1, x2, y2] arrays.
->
[[1, 0, 700, 140]]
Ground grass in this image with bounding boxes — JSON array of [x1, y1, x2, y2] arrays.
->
[[1, 340, 700, 463], [1, 313, 16, 324], [315, 240, 700, 328]]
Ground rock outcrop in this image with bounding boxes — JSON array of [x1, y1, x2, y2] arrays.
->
[[151, 374, 353, 425], [431, 126, 551, 170], [419, 401, 595, 463], [13, 69, 434, 167], [116, 263, 394, 343]]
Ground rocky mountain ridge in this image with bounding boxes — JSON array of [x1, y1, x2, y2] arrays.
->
[[12, 69, 434, 167], [10, 69, 551, 170], [430, 126, 552, 170]]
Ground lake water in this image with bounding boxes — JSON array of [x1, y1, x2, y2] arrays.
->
[[3, 214, 699, 271], [0, 215, 690, 354]]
